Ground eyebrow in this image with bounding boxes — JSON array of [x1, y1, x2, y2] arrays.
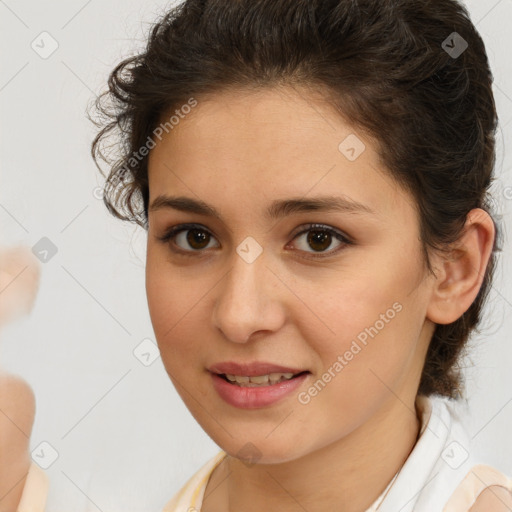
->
[[149, 194, 376, 220]]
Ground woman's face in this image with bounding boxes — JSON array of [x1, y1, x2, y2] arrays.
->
[[145, 85, 437, 463]]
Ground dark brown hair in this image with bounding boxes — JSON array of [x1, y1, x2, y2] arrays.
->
[[90, 0, 503, 399]]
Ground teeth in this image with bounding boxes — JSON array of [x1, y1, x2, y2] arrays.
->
[[224, 372, 296, 386]]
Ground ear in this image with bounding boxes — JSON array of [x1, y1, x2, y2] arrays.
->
[[426, 208, 496, 325]]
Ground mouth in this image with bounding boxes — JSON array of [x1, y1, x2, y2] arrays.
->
[[209, 369, 311, 408], [216, 370, 310, 387]]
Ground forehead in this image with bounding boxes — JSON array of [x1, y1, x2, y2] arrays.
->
[[147, 86, 415, 223]]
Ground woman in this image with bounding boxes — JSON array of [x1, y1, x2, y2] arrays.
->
[[9, 0, 512, 510]]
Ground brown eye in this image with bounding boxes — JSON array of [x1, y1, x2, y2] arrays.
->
[[184, 228, 211, 250], [157, 224, 219, 254], [306, 230, 332, 252], [289, 224, 352, 258]]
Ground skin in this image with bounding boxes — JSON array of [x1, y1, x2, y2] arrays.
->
[[145, 85, 496, 512], [0, 373, 35, 512], [469, 486, 512, 511], [0, 247, 40, 512]]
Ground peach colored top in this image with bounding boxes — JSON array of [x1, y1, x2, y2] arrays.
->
[[17, 394, 512, 512]]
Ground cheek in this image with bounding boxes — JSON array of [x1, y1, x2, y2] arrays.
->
[[146, 248, 187, 329], [295, 293, 420, 444], [145, 257, 211, 373], [145, 260, 171, 334], [146, 258, 185, 349], [308, 259, 424, 382]]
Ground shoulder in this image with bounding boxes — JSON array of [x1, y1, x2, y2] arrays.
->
[[444, 464, 512, 512], [0, 373, 37, 510], [468, 484, 512, 512], [16, 462, 49, 512]]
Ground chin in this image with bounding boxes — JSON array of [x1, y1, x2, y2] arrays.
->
[[213, 433, 309, 465]]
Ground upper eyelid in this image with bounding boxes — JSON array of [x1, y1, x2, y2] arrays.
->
[[162, 222, 349, 238]]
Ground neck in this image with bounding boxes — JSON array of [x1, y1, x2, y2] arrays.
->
[[203, 394, 422, 512]]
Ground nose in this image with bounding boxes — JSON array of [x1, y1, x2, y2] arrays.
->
[[212, 248, 286, 344]]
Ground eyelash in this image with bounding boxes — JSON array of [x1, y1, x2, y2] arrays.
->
[[156, 223, 353, 259]]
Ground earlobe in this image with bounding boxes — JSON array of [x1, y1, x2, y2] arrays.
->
[[426, 208, 495, 325]]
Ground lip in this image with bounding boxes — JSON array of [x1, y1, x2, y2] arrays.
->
[[208, 361, 307, 377], [210, 371, 310, 409]]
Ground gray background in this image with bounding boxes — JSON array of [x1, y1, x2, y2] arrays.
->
[[1, 1, 511, 511]]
